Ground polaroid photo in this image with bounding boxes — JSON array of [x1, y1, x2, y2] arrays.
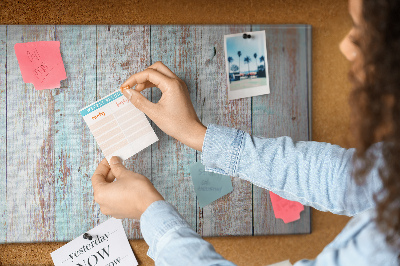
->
[[224, 30, 270, 100]]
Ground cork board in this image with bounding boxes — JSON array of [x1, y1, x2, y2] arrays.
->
[[0, 0, 352, 265]]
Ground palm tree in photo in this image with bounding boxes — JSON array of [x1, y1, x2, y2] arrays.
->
[[227, 56, 234, 73], [253, 53, 258, 73], [259, 55, 266, 77], [244, 56, 251, 78], [237, 51, 242, 76], [260, 55, 265, 71]]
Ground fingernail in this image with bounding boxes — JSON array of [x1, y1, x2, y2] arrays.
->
[[110, 156, 122, 165], [120, 85, 129, 92], [123, 88, 133, 100]]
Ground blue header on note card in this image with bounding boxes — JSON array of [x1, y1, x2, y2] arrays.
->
[[80, 91, 123, 116]]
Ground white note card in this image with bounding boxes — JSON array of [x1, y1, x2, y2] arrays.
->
[[51, 218, 138, 266], [80, 90, 158, 162]]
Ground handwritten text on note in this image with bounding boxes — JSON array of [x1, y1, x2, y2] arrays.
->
[[14, 41, 67, 90], [189, 162, 233, 208]]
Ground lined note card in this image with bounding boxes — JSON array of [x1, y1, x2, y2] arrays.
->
[[14, 41, 67, 90], [80, 90, 158, 162]]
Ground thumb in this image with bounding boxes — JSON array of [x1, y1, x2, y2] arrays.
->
[[122, 88, 155, 115], [92, 158, 111, 189], [109, 156, 129, 178]]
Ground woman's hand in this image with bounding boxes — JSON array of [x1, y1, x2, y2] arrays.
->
[[91, 157, 164, 220], [120, 61, 207, 152]]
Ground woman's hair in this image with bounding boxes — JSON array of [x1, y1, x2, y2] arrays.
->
[[350, 0, 400, 255]]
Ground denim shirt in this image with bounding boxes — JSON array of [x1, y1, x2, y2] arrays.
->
[[140, 124, 399, 265]]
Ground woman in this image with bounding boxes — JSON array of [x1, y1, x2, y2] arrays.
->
[[91, 0, 400, 264]]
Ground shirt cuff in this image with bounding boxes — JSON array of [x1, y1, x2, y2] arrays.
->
[[140, 200, 191, 260], [201, 124, 245, 176]]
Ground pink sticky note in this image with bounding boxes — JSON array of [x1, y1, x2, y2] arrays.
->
[[269, 191, 304, 223], [14, 41, 67, 90]]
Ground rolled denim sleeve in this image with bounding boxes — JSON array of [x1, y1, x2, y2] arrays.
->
[[201, 124, 383, 216], [140, 200, 236, 265]]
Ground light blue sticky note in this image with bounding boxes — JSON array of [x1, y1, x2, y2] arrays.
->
[[189, 162, 233, 208]]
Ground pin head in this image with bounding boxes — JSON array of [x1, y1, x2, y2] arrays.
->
[[83, 233, 93, 240], [243, 33, 252, 39]]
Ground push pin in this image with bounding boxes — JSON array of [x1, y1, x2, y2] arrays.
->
[[83, 233, 96, 241], [243, 33, 252, 39], [120, 85, 130, 93]]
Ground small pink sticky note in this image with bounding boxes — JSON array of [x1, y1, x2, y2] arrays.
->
[[269, 191, 304, 223], [14, 41, 67, 90]]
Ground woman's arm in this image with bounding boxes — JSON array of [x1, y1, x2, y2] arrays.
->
[[91, 157, 235, 266], [141, 201, 236, 266], [202, 124, 383, 216], [120, 62, 382, 217]]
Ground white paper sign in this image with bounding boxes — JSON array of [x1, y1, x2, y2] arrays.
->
[[51, 218, 138, 266], [267, 260, 293, 266]]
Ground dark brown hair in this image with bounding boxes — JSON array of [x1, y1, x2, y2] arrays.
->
[[349, 0, 400, 256]]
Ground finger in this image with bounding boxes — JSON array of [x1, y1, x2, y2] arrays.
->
[[105, 169, 116, 183], [135, 81, 156, 92], [121, 82, 155, 94], [147, 61, 178, 79], [121, 88, 158, 116], [121, 68, 173, 94], [91, 159, 111, 189], [109, 156, 130, 178]]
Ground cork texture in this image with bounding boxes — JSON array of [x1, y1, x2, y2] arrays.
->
[[0, 0, 353, 265]]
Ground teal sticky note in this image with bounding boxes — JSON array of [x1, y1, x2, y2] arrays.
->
[[189, 162, 233, 208]]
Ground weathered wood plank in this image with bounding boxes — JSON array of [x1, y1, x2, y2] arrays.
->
[[252, 25, 312, 235], [0, 26, 7, 242], [197, 25, 253, 237], [52, 25, 97, 241], [96, 25, 151, 239], [150, 25, 199, 231], [6, 25, 56, 242]]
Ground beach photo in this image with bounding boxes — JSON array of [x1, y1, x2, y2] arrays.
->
[[224, 30, 270, 100]]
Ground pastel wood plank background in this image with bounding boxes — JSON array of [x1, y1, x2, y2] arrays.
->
[[96, 25, 151, 239], [0, 26, 6, 242], [197, 25, 253, 237], [53, 25, 97, 240], [150, 25, 200, 230], [252, 25, 312, 234], [7, 26, 57, 242], [0, 25, 311, 243]]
